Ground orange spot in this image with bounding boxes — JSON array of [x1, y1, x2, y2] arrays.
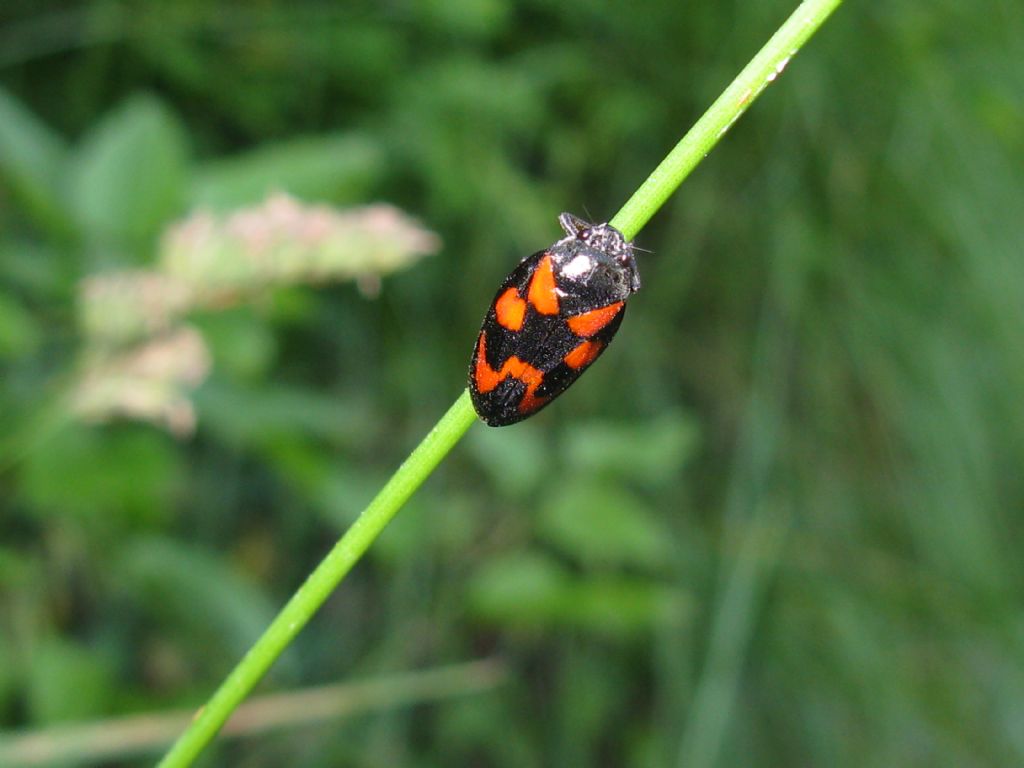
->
[[494, 287, 526, 331], [564, 339, 604, 369], [527, 255, 560, 315], [567, 302, 623, 337], [473, 334, 549, 414], [518, 387, 548, 415]]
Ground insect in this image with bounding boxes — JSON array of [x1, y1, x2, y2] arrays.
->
[[468, 212, 641, 426]]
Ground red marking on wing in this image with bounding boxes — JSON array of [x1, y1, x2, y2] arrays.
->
[[527, 255, 560, 315], [563, 339, 604, 370], [566, 301, 623, 337], [494, 287, 526, 331], [473, 334, 549, 414]]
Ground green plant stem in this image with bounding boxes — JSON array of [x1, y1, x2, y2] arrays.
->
[[158, 1, 843, 764], [157, 391, 477, 767], [611, 0, 843, 240]]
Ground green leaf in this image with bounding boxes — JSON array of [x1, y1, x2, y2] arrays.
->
[[0, 291, 42, 359], [467, 551, 687, 636], [558, 577, 687, 636], [195, 380, 371, 448], [416, 0, 512, 39], [19, 425, 178, 529], [538, 480, 675, 570], [0, 87, 71, 234], [189, 134, 383, 210], [464, 421, 551, 497], [0, 631, 15, 714], [194, 308, 277, 381], [27, 638, 114, 724], [114, 537, 280, 671], [466, 551, 573, 625], [560, 411, 698, 485], [69, 94, 188, 248]]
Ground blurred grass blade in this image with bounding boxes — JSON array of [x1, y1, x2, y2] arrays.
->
[[0, 659, 506, 767]]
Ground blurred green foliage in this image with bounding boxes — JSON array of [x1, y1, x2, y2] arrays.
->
[[1, 1, 1023, 766]]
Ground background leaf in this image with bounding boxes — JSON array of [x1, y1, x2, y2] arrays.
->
[[0, 88, 70, 234], [27, 638, 115, 724], [69, 94, 188, 250], [189, 134, 384, 210], [537, 481, 675, 570], [112, 537, 282, 673]]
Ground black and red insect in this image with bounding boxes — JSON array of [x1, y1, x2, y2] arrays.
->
[[468, 212, 640, 426]]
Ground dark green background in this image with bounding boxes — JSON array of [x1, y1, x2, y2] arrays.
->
[[1, 1, 1023, 766]]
